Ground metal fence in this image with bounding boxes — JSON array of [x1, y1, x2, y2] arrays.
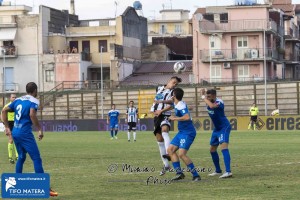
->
[[35, 80, 300, 120]]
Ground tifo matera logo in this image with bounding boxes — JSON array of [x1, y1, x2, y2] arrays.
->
[[5, 177, 17, 192]]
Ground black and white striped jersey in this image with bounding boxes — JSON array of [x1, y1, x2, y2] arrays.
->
[[150, 85, 173, 116], [126, 107, 139, 122]]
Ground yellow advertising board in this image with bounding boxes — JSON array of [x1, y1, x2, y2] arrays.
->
[[174, 116, 300, 131]]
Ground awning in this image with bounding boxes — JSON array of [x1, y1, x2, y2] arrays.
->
[[0, 28, 17, 41]]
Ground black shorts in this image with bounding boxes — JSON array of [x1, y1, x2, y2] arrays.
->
[[128, 122, 137, 131], [251, 116, 258, 122], [153, 115, 171, 135], [8, 121, 14, 132]]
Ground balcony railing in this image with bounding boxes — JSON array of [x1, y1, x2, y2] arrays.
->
[[200, 48, 278, 62], [284, 23, 300, 40], [0, 83, 19, 93], [0, 15, 17, 27], [199, 19, 277, 33], [285, 51, 300, 62], [0, 46, 17, 57]]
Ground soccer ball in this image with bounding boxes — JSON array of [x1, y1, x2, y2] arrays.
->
[[173, 62, 186, 73]]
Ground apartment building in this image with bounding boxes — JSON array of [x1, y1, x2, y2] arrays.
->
[[148, 9, 192, 43], [192, 1, 300, 84], [41, 6, 147, 91], [0, 4, 40, 93]]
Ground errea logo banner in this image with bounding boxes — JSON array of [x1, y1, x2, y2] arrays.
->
[[1, 173, 50, 198]]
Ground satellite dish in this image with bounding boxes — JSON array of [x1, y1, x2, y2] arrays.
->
[[133, 1, 142, 10], [195, 13, 203, 21]]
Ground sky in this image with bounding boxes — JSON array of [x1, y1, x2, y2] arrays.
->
[[12, 0, 300, 20]]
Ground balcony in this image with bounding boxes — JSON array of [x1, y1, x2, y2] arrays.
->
[[0, 15, 17, 28], [0, 83, 19, 93], [199, 19, 278, 34], [200, 48, 279, 62], [0, 46, 18, 58], [284, 51, 300, 63], [284, 24, 300, 42]]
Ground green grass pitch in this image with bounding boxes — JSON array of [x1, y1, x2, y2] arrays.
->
[[1, 130, 300, 200]]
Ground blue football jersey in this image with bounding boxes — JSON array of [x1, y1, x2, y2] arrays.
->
[[207, 98, 230, 130], [174, 101, 196, 136], [108, 110, 120, 124], [8, 95, 39, 135]]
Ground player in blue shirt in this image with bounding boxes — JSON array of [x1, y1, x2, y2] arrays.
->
[[1, 82, 58, 196], [201, 89, 232, 178], [166, 88, 201, 181], [107, 104, 120, 140], [2, 82, 44, 173]]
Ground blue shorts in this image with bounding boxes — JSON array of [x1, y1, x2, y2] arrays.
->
[[171, 133, 195, 150], [12, 133, 42, 161], [110, 122, 118, 129], [210, 125, 231, 146]]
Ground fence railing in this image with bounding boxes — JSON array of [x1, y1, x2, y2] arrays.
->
[[200, 48, 278, 62], [0, 45, 18, 57], [199, 19, 277, 33], [36, 80, 300, 120]]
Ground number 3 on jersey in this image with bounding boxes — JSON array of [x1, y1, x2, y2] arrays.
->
[[16, 104, 22, 120]]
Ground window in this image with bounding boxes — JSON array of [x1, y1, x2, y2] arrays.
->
[[174, 24, 182, 34], [211, 65, 222, 82], [159, 24, 167, 34], [99, 40, 107, 52], [238, 36, 248, 48], [238, 65, 249, 82], [45, 70, 54, 82], [220, 13, 228, 23]]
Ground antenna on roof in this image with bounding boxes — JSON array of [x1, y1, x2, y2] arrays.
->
[[114, 1, 118, 17], [162, 3, 165, 10]]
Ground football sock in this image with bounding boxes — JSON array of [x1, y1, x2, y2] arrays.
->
[[211, 151, 222, 173], [157, 142, 169, 168], [187, 162, 199, 177], [13, 143, 18, 158], [127, 132, 130, 140], [222, 149, 231, 172], [133, 132, 136, 140], [114, 130, 118, 136], [8, 143, 13, 159], [162, 132, 170, 151], [248, 123, 251, 129], [172, 161, 182, 174], [254, 124, 256, 130], [110, 130, 114, 137]]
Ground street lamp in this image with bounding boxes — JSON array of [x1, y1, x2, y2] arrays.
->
[[209, 34, 215, 83], [100, 46, 104, 119], [2, 48, 6, 104], [263, 29, 267, 116]]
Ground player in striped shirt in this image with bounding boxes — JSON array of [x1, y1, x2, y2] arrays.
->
[[151, 76, 182, 176], [126, 101, 139, 142]]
